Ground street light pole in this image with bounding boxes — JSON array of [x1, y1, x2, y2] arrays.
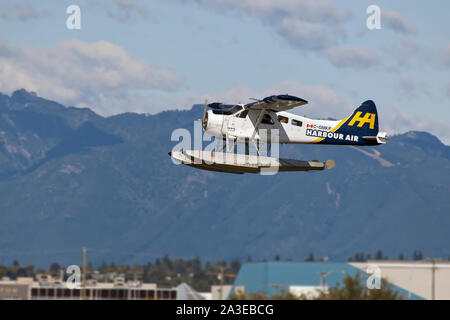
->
[[268, 284, 286, 296], [220, 266, 224, 300], [318, 270, 347, 289], [431, 259, 436, 300]]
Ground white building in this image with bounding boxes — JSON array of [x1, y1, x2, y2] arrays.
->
[[351, 260, 450, 300], [0, 274, 177, 300]]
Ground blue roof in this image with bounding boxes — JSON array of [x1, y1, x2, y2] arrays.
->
[[230, 262, 424, 300]]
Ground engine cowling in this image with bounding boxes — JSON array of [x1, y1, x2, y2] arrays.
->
[[204, 110, 224, 137]]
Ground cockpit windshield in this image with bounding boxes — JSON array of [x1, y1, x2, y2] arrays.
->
[[211, 105, 243, 115]]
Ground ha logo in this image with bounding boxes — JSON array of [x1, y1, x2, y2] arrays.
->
[[348, 112, 376, 129]]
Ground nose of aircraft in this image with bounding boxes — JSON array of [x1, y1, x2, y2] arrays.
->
[[204, 110, 223, 137]]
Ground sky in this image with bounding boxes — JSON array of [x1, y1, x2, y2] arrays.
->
[[0, 0, 449, 143]]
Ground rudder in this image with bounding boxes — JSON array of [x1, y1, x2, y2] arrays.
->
[[342, 100, 379, 136]]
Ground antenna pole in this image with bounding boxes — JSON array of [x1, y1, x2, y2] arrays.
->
[[82, 248, 87, 300]]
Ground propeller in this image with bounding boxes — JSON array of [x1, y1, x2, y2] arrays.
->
[[202, 99, 208, 131]]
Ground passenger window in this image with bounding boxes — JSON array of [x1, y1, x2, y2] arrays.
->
[[278, 115, 288, 124], [261, 114, 274, 125], [292, 119, 302, 127]]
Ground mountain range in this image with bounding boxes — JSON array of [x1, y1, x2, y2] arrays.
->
[[0, 89, 449, 267]]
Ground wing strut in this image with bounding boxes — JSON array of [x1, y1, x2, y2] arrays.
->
[[250, 110, 266, 155], [226, 135, 238, 153]]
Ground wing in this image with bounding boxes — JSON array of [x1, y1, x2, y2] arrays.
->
[[244, 94, 308, 112]]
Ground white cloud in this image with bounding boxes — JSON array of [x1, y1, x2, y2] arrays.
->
[[180, 1, 395, 70], [324, 46, 379, 69], [191, 0, 347, 23], [0, 2, 48, 21], [396, 75, 431, 98], [0, 40, 184, 115], [88, 0, 149, 22], [387, 39, 423, 69], [382, 105, 450, 145], [382, 10, 416, 35], [149, 80, 353, 120], [275, 18, 338, 51], [184, 0, 350, 51], [261, 81, 353, 118], [443, 43, 450, 66]]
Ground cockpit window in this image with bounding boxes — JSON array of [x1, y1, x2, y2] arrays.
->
[[211, 105, 242, 115], [233, 105, 243, 113], [236, 109, 248, 118]]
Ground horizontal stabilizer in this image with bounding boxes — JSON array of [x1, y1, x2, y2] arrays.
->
[[363, 131, 388, 144]]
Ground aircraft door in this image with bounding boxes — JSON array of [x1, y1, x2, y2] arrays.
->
[[224, 116, 234, 137], [260, 112, 279, 143]]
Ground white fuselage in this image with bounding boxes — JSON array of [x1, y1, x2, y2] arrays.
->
[[205, 108, 350, 144]]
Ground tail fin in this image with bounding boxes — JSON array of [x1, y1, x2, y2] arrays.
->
[[311, 100, 385, 146], [342, 100, 379, 136]]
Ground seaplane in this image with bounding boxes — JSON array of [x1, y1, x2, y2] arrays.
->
[[169, 94, 388, 174]]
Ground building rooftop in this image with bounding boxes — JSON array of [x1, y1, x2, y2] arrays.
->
[[231, 261, 424, 299]]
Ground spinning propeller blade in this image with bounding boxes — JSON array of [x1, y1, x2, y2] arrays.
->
[[202, 99, 208, 130]]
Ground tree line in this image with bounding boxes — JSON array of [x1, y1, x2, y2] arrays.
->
[[0, 249, 444, 292], [0, 255, 241, 292], [231, 273, 403, 300]]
